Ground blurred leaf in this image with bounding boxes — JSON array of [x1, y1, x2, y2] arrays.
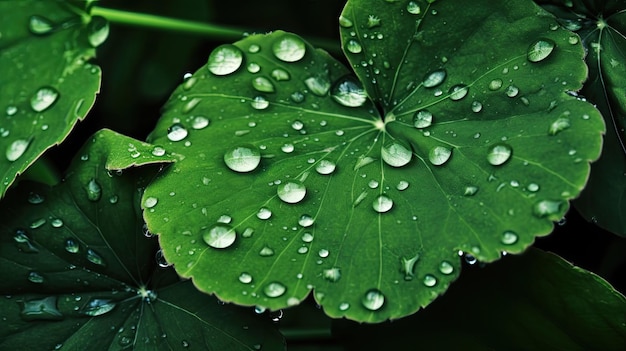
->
[[334, 249, 626, 350], [0, 0, 103, 198], [142, 0, 604, 322], [0, 129, 284, 350]]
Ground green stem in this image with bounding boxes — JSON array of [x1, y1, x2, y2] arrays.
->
[[91, 6, 245, 40]]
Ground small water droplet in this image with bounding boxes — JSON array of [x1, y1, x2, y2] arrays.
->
[[533, 200, 562, 218], [277, 181, 306, 203], [207, 44, 243, 75], [20, 296, 63, 321], [252, 76, 275, 93], [407, 1, 421, 14], [315, 160, 336, 175], [224, 145, 261, 173], [361, 289, 385, 311], [272, 34, 306, 62], [381, 141, 412, 167], [51, 218, 63, 228], [281, 143, 294, 153], [488, 79, 503, 91], [202, 224, 237, 249], [439, 261, 454, 275], [505, 85, 519, 98], [527, 183, 540, 192], [449, 84, 469, 101], [271, 68, 290, 81], [301, 232, 314, 243], [144, 196, 158, 209], [422, 69, 446, 88], [30, 86, 59, 112], [6, 105, 18, 116], [487, 144, 512, 166], [5, 139, 30, 162], [339, 302, 350, 311], [86, 249, 106, 266], [259, 245, 274, 256], [239, 272, 253, 284], [263, 282, 286, 297], [247, 62, 261, 73], [396, 180, 409, 191], [86, 178, 102, 202], [155, 249, 171, 267], [548, 117, 571, 135], [372, 195, 393, 213], [151, 146, 166, 157], [248, 44, 260, 53], [501, 231, 518, 245], [568, 35, 579, 45], [423, 274, 437, 287], [298, 214, 315, 227], [339, 15, 353, 28], [13, 229, 38, 253], [27, 192, 45, 204], [29, 15, 54, 35], [304, 75, 331, 96], [87, 16, 109, 47], [345, 39, 362, 54], [401, 255, 419, 280], [331, 75, 367, 107], [167, 123, 188, 141], [318, 248, 329, 258], [413, 110, 433, 129], [471, 101, 483, 113], [28, 271, 44, 283], [527, 39, 556, 62], [323, 267, 341, 282], [464, 186, 478, 196], [251, 95, 270, 110], [428, 146, 452, 166], [257, 207, 272, 220], [81, 298, 116, 316]]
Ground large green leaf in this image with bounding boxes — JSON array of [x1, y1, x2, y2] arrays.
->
[[539, 0, 626, 236], [142, 0, 604, 322], [0, 0, 103, 198], [0, 129, 284, 350], [334, 248, 626, 350]]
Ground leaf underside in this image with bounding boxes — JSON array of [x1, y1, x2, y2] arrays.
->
[[143, 0, 604, 322]]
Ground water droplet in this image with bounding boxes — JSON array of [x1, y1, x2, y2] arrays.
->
[[252, 76, 275, 93], [20, 296, 63, 321], [464, 186, 479, 196], [428, 146, 452, 166], [30, 86, 59, 112], [6, 105, 18, 116], [6, 139, 30, 162], [449, 84, 469, 101], [86, 178, 102, 201], [28, 271, 44, 283], [259, 245, 275, 256], [533, 200, 562, 218], [271, 68, 290, 81], [439, 261, 454, 275], [142, 197, 158, 209], [251, 95, 270, 110], [527, 183, 540, 192], [548, 117, 571, 135], [487, 144, 512, 166], [331, 75, 367, 107], [155, 249, 171, 267], [396, 180, 409, 191], [361, 289, 385, 311], [339, 15, 353, 28], [345, 39, 362, 54], [263, 282, 286, 297], [298, 214, 315, 227], [501, 231, 518, 245], [423, 274, 437, 287], [86, 249, 106, 266], [28, 15, 54, 35], [247, 62, 261, 73], [401, 255, 419, 280], [224, 145, 261, 173], [488, 79, 503, 91], [239, 272, 253, 284], [568, 35, 579, 45], [381, 140, 412, 167], [304, 76, 331, 96], [471, 101, 483, 113], [372, 195, 393, 213], [51, 218, 63, 228], [27, 192, 45, 204], [182, 97, 202, 113], [272, 34, 306, 62], [368, 179, 379, 189], [318, 248, 329, 258], [248, 44, 260, 53], [505, 85, 519, 98], [87, 16, 109, 47], [422, 69, 446, 88], [412, 109, 433, 129], [13, 229, 38, 253], [257, 207, 272, 220], [407, 1, 421, 14], [281, 143, 294, 153], [81, 298, 116, 316], [277, 181, 306, 203], [323, 267, 341, 282], [167, 123, 188, 141], [339, 302, 350, 311], [202, 224, 237, 249], [527, 39, 556, 62], [315, 160, 336, 175], [301, 232, 314, 243], [191, 116, 210, 130], [207, 44, 243, 75]]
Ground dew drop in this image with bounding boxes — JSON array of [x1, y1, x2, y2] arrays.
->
[[202, 224, 237, 249], [464, 186, 478, 196], [248, 44, 260, 53], [182, 97, 202, 113], [381, 141, 412, 167], [413, 109, 433, 129], [247, 62, 261, 73], [81, 298, 116, 316], [28, 271, 44, 283], [487, 144, 512, 166], [339, 15, 353, 28], [323, 267, 341, 282], [345, 39, 363, 54], [331, 75, 367, 107], [449, 84, 469, 101], [167, 123, 188, 141], [281, 143, 294, 153], [501, 231, 518, 245], [239, 272, 253, 284], [527, 183, 540, 192], [251, 96, 270, 110], [304, 76, 331, 96], [527, 39, 556, 62], [271, 68, 290, 81], [428, 146, 452, 166], [298, 214, 315, 227], [28, 15, 54, 35], [86, 178, 102, 202], [272, 34, 306, 62], [407, 1, 421, 14], [6, 105, 18, 116], [505, 85, 519, 98], [257, 207, 272, 220], [264, 282, 286, 298], [372, 195, 393, 213], [488, 79, 503, 91], [224, 145, 261, 173], [277, 181, 306, 203], [13, 230, 38, 253], [144, 196, 158, 209], [423, 274, 437, 287], [361, 289, 385, 311], [315, 160, 336, 175], [156, 249, 171, 268], [339, 302, 350, 311], [396, 180, 409, 191], [20, 296, 62, 321], [207, 44, 243, 75], [252, 76, 275, 93], [318, 248, 329, 258], [30, 86, 59, 112], [548, 117, 571, 135], [533, 200, 562, 218], [471, 101, 483, 113], [422, 69, 446, 88], [301, 232, 314, 243], [439, 261, 454, 275], [87, 16, 109, 47], [86, 249, 106, 266], [51, 218, 63, 228], [401, 255, 419, 280], [6, 139, 30, 162]]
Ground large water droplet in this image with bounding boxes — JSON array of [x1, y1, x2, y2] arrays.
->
[[81, 298, 116, 316], [251, 95, 270, 110], [252, 76, 275, 93], [207, 44, 243, 75], [381, 141, 412, 167], [361, 289, 385, 311], [345, 39, 362, 54], [86, 178, 102, 202], [331, 75, 367, 107], [202, 224, 237, 249], [449, 84, 469, 101], [501, 231, 518, 245], [30, 86, 59, 112], [315, 160, 336, 175], [413, 110, 433, 129], [264, 282, 286, 297], [88, 16, 109, 47], [527, 39, 556, 62], [548, 117, 571, 135], [28, 15, 54, 35], [372, 195, 393, 213], [422, 69, 446, 88], [167, 123, 188, 141], [6, 139, 30, 162], [487, 144, 512, 166], [20, 296, 63, 321], [224, 145, 261, 173], [272, 34, 306, 62], [277, 181, 306, 203], [304, 76, 331, 96], [428, 146, 452, 166]]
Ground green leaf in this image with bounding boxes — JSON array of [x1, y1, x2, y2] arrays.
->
[[333, 248, 626, 350], [0, 0, 103, 198], [0, 129, 284, 350], [143, 0, 604, 322], [541, 1, 626, 236]]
